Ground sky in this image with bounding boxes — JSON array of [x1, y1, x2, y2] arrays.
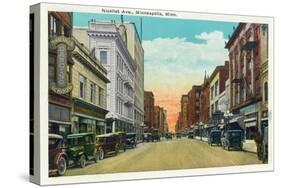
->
[[73, 12, 238, 132]]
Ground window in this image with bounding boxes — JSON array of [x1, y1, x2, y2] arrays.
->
[[49, 15, 61, 36], [215, 81, 218, 96], [98, 87, 104, 106], [264, 82, 268, 102], [63, 26, 70, 37], [79, 75, 85, 98], [211, 86, 214, 99], [90, 82, 96, 103], [100, 51, 107, 64]]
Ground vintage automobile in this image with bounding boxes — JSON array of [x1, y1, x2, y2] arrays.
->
[[49, 134, 68, 176], [143, 132, 152, 142], [187, 131, 194, 139], [96, 133, 119, 160], [116, 132, 127, 152], [208, 130, 222, 146], [66, 133, 98, 168], [221, 130, 243, 151], [151, 129, 161, 142], [165, 132, 173, 139], [176, 132, 182, 139], [126, 132, 137, 148]]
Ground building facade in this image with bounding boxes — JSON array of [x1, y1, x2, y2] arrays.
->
[[181, 95, 189, 129], [225, 23, 263, 139], [122, 23, 145, 139], [209, 62, 229, 116], [144, 91, 155, 132], [200, 75, 210, 124], [186, 85, 202, 128], [88, 21, 137, 133], [48, 12, 73, 137], [71, 36, 110, 135]]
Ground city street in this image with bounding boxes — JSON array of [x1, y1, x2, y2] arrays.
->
[[65, 138, 261, 176]]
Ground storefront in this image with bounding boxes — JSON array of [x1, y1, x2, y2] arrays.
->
[[49, 103, 71, 138], [72, 98, 108, 135], [239, 103, 259, 139]]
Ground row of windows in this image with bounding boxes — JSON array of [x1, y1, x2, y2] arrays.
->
[[116, 53, 134, 82], [211, 81, 219, 99], [79, 74, 106, 108], [49, 15, 71, 37]]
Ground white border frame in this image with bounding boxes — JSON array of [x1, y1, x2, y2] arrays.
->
[[31, 3, 274, 185]]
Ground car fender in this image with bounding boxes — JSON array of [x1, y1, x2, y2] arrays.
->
[[54, 152, 68, 166]]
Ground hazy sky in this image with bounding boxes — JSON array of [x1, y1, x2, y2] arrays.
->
[[73, 12, 238, 132]]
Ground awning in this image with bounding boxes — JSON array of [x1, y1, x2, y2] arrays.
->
[[245, 121, 257, 128], [49, 120, 71, 125], [229, 116, 244, 124], [244, 117, 257, 123]]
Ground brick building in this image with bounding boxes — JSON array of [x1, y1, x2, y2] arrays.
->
[[200, 74, 210, 124], [48, 12, 73, 137], [186, 85, 202, 128], [144, 91, 155, 132], [209, 61, 229, 116], [181, 95, 189, 129], [225, 23, 263, 139]]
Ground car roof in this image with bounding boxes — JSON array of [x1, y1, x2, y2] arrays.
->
[[49, 134, 63, 139], [67, 132, 95, 139], [96, 133, 118, 138]]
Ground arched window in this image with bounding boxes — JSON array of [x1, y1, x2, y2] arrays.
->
[[264, 82, 268, 102]]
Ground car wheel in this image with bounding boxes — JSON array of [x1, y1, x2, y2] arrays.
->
[[99, 149, 104, 160], [57, 156, 67, 176], [79, 155, 86, 168]]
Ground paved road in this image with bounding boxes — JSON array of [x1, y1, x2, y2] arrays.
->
[[65, 138, 261, 176]]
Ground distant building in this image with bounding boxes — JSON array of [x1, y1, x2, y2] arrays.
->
[[144, 91, 155, 132], [181, 95, 189, 129], [200, 73, 210, 124], [186, 85, 202, 127]]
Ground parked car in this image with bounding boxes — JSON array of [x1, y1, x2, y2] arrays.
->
[[152, 129, 161, 142], [187, 131, 194, 139], [126, 133, 137, 148], [116, 132, 127, 152], [143, 133, 152, 142], [96, 133, 119, 160], [165, 132, 173, 139], [49, 134, 68, 176], [221, 130, 243, 151], [66, 133, 98, 168], [208, 130, 222, 146], [176, 132, 182, 139]]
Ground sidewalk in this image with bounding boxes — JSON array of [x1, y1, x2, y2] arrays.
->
[[194, 136, 257, 153]]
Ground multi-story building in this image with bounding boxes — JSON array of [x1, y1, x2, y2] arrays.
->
[[48, 12, 73, 137], [186, 85, 202, 127], [209, 61, 229, 116], [181, 95, 189, 129], [175, 112, 183, 132], [88, 20, 137, 133], [225, 23, 263, 139], [154, 106, 161, 130], [71, 36, 110, 135], [121, 22, 145, 139], [144, 91, 155, 132], [200, 74, 210, 124], [259, 24, 269, 130], [163, 109, 169, 133]]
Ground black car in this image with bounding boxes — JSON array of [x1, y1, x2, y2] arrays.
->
[[151, 129, 160, 142], [208, 130, 221, 146], [221, 130, 243, 151], [165, 132, 173, 139], [187, 131, 194, 139], [126, 133, 137, 148]]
